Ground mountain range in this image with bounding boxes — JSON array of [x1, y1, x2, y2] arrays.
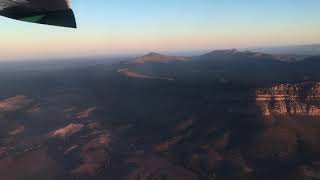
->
[[1, 49, 320, 180], [120, 49, 320, 83]]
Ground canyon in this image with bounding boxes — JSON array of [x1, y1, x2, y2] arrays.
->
[[256, 82, 320, 116], [1, 51, 320, 179]]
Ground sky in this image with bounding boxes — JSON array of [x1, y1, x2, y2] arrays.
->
[[0, 0, 320, 60]]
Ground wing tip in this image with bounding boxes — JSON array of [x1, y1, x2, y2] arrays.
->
[[0, 6, 77, 28]]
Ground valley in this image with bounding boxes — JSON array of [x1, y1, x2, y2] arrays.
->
[[1, 50, 320, 180]]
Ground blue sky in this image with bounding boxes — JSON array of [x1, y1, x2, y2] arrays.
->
[[0, 0, 320, 60]]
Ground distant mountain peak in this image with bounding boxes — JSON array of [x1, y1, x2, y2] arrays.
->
[[201, 49, 265, 57], [146, 52, 163, 56], [200, 49, 280, 59], [201, 49, 241, 56], [134, 52, 190, 64]]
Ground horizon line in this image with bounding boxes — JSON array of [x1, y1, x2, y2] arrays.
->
[[1, 42, 320, 62]]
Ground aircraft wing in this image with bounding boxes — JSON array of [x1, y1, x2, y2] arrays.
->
[[0, 0, 76, 28]]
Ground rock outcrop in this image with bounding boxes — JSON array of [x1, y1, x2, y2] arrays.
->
[[76, 107, 97, 119], [256, 82, 320, 116], [0, 95, 33, 112], [71, 133, 111, 176], [50, 123, 84, 139]]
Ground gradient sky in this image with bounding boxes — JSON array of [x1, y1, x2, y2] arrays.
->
[[0, 0, 320, 60]]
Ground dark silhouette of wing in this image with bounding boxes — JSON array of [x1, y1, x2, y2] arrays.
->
[[0, 0, 76, 28]]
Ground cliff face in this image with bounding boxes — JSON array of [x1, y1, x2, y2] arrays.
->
[[256, 82, 320, 116]]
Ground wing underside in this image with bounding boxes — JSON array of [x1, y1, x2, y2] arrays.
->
[[0, 0, 76, 28]]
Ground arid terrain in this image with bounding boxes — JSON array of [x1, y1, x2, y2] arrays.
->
[[1, 50, 320, 180]]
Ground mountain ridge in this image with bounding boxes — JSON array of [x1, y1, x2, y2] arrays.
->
[[133, 52, 190, 64], [134, 49, 310, 63], [120, 50, 320, 82]]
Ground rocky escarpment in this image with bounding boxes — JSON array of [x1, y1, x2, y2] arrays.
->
[[256, 82, 320, 116]]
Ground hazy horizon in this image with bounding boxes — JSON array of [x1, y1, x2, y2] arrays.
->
[[1, 0, 320, 60]]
